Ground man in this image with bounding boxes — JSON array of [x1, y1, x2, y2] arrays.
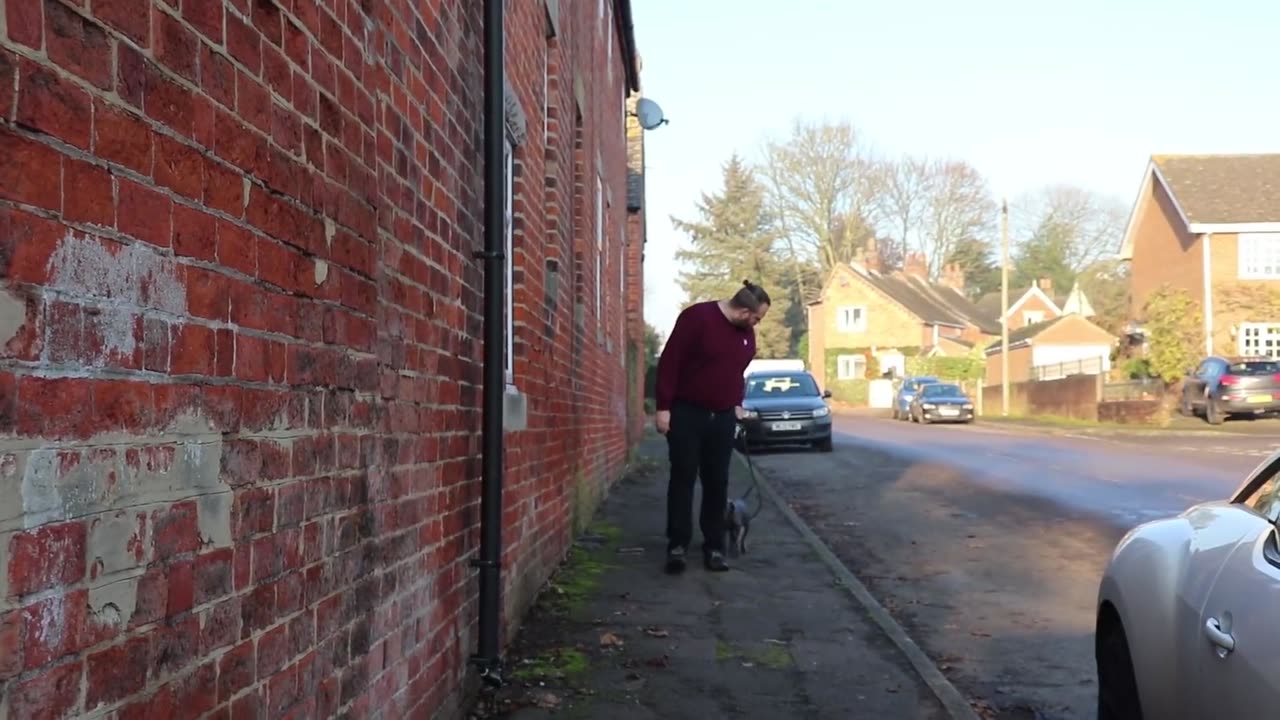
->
[[654, 280, 770, 574]]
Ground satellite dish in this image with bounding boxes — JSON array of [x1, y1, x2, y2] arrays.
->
[[635, 97, 669, 130]]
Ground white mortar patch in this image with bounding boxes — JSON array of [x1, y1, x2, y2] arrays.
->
[[0, 411, 233, 618], [44, 231, 188, 366], [0, 287, 25, 346]]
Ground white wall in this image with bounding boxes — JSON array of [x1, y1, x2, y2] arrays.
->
[[1031, 344, 1111, 378]]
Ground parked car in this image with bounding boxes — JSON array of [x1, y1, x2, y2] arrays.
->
[[907, 382, 974, 424], [1095, 448, 1280, 719], [892, 375, 938, 421], [738, 370, 834, 452], [1180, 355, 1280, 425]]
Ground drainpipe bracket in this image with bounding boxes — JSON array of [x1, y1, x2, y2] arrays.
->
[[470, 655, 507, 688], [470, 558, 500, 569], [473, 250, 506, 260]]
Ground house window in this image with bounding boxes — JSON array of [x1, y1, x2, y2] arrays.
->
[[1239, 323, 1280, 359], [1024, 310, 1045, 326], [1238, 233, 1280, 279], [836, 354, 865, 380], [595, 175, 604, 325], [504, 136, 516, 384], [837, 306, 867, 333]]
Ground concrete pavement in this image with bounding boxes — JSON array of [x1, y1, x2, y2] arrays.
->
[[473, 431, 963, 720]]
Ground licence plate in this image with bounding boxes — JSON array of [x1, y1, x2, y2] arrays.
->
[[1247, 394, 1273, 404], [939, 407, 959, 416], [771, 421, 802, 431]]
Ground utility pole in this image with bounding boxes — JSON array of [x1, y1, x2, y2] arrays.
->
[[1000, 198, 1010, 417]]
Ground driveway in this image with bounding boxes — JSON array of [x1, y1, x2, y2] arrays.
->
[[747, 415, 1276, 719]]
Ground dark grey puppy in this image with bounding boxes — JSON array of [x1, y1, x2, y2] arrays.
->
[[724, 498, 751, 556]]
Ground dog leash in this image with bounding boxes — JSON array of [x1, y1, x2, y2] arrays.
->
[[733, 422, 766, 520]]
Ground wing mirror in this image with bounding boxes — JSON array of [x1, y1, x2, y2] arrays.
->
[[822, 389, 833, 399]]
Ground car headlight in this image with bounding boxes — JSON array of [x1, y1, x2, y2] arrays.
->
[[922, 403, 935, 409], [963, 403, 973, 409], [812, 406, 830, 418]]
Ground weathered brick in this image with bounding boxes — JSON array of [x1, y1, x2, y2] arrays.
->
[[86, 635, 150, 709], [117, 177, 173, 248], [93, 100, 154, 175], [153, 6, 199, 83], [185, 1, 225, 44], [46, 0, 114, 89], [155, 134, 206, 201], [62, 158, 116, 227], [8, 659, 84, 720], [5, 0, 45, 49], [0, 127, 62, 212], [93, 3, 149, 46]]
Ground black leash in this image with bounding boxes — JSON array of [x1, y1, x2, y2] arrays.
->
[[732, 422, 765, 520]]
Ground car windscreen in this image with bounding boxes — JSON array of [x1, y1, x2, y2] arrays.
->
[[920, 384, 965, 398], [1226, 361, 1280, 375], [745, 374, 820, 398]]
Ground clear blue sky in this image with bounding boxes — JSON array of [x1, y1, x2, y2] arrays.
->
[[631, 0, 1278, 338]]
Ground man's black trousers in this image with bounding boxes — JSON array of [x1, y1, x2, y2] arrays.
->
[[665, 400, 736, 553]]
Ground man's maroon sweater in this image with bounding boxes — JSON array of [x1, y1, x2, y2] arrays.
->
[[655, 300, 757, 413]]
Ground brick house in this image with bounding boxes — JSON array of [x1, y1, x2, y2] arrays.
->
[[983, 314, 1117, 386], [0, 2, 644, 719], [1119, 153, 1280, 357], [806, 246, 999, 388]]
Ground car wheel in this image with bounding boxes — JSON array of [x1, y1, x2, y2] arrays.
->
[[1206, 398, 1226, 425], [1096, 615, 1143, 720], [815, 437, 833, 453]]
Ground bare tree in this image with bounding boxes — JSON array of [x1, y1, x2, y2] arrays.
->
[[1010, 185, 1128, 272], [759, 119, 884, 276], [917, 159, 997, 278], [876, 154, 932, 262]]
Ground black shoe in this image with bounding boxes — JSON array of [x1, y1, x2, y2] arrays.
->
[[703, 549, 729, 572], [664, 547, 687, 575]]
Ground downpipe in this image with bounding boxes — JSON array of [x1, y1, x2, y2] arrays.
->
[[469, 0, 505, 689]]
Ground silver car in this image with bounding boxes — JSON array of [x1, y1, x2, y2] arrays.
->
[[1096, 449, 1280, 719]]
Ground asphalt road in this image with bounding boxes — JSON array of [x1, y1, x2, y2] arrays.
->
[[747, 415, 1279, 720]]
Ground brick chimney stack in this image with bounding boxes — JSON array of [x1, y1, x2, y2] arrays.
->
[[1038, 277, 1053, 294], [903, 251, 928, 279], [864, 236, 882, 273], [940, 262, 966, 292]]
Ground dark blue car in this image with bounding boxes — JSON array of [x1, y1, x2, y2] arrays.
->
[[738, 370, 834, 452], [892, 375, 937, 421]]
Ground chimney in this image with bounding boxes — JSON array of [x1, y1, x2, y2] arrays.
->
[[940, 263, 965, 292], [864, 237, 882, 273], [1038, 277, 1053, 294], [903, 252, 927, 280]]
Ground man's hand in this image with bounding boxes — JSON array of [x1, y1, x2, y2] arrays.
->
[[734, 406, 749, 421], [655, 410, 671, 435]]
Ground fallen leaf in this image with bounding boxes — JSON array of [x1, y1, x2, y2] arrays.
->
[[644, 654, 671, 668], [600, 632, 625, 648], [644, 627, 669, 638], [532, 691, 561, 709]]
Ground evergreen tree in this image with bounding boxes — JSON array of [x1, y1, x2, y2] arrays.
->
[[673, 155, 792, 358], [946, 236, 1001, 299]]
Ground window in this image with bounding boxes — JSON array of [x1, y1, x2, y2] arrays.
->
[[1241, 468, 1280, 523], [1239, 233, 1280, 279], [503, 137, 516, 384], [1239, 323, 1280, 359], [1023, 310, 1045, 326], [595, 175, 603, 323], [837, 306, 866, 333], [836, 354, 865, 380]]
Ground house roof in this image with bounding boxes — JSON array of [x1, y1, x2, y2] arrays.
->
[[1120, 154, 1280, 259], [1151, 154, 1280, 225], [984, 316, 1068, 353], [975, 286, 1068, 320], [848, 265, 1001, 335]]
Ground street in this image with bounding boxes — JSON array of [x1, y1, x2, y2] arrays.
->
[[750, 415, 1280, 720]]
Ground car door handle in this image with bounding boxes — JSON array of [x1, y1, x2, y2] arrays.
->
[[1205, 618, 1235, 656]]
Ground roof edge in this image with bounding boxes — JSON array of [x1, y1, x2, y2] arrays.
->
[[1188, 222, 1280, 233], [615, 0, 641, 92]]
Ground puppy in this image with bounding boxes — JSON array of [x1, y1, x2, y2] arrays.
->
[[724, 498, 751, 557]]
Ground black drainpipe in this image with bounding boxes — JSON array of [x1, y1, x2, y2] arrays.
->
[[470, 0, 505, 687]]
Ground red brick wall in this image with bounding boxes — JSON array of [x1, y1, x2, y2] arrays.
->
[[0, 1, 642, 719]]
